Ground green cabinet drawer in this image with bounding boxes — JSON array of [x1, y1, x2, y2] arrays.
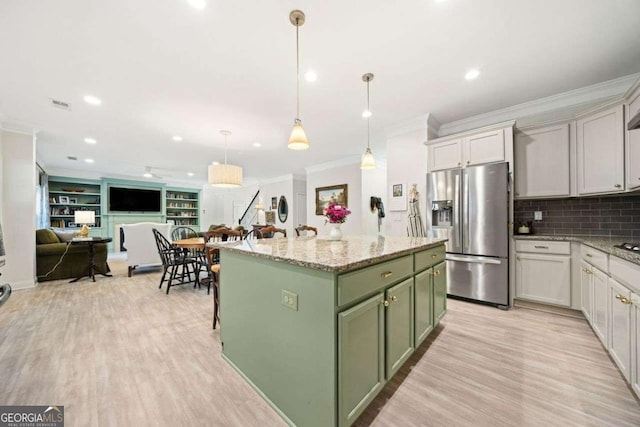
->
[[338, 255, 413, 307], [414, 245, 446, 272]]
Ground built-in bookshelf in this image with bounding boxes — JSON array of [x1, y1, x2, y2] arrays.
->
[[165, 189, 199, 227], [48, 179, 102, 229]]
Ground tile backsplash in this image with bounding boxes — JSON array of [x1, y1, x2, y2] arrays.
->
[[514, 194, 640, 238]]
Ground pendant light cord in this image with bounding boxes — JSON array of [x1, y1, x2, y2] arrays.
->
[[367, 79, 370, 149], [224, 133, 228, 165], [296, 18, 300, 120]]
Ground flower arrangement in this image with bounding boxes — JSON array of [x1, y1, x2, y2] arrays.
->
[[323, 202, 351, 224]]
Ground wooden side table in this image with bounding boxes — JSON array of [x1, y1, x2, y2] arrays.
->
[[69, 237, 113, 283]]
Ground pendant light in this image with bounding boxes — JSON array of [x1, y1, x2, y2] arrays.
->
[[208, 130, 243, 187], [360, 73, 376, 170], [288, 10, 309, 150]]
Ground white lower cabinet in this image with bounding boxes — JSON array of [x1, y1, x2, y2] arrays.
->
[[580, 246, 640, 398], [632, 295, 640, 397], [580, 260, 593, 322], [591, 267, 609, 346], [608, 277, 632, 381], [516, 253, 571, 306], [515, 240, 571, 307]]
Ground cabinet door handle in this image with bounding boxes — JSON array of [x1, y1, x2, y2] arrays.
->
[[381, 300, 389, 307], [431, 254, 438, 259], [390, 295, 398, 302], [614, 184, 621, 188], [515, 193, 520, 196], [435, 270, 441, 276], [381, 272, 393, 279], [615, 294, 622, 300], [586, 253, 592, 258], [458, 162, 461, 166], [517, 256, 521, 261], [534, 245, 548, 249], [466, 160, 470, 164], [620, 297, 632, 305]]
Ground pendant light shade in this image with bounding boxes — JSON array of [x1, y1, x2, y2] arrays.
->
[[361, 147, 376, 170], [209, 130, 243, 187], [361, 73, 376, 170], [288, 10, 309, 150], [288, 118, 309, 150]]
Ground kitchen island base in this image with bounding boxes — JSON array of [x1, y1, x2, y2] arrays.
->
[[217, 236, 447, 427]]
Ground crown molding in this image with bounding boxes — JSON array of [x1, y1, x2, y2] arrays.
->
[[426, 120, 516, 145], [436, 72, 640, 136], [385, 114, 431, 139], [0, 120, 36, 136], [304, 155, 361, 174]]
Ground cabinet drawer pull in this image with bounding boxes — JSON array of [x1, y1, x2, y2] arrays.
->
[[615, 294, 622, 300], [381, 272, 393, 279], [620, 297, 632, 305], [431, 254, 438, 259], [614, 184, 621, 188], [381, 300, 389, 307], [586, 253, 592, 258], [390, 295, 398, 302], [534, 245, 548, 249]]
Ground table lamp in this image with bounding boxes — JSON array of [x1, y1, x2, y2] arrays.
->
[[74, 211, 96, 238]]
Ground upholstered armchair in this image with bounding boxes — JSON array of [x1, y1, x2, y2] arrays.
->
[[122, 222, 172, 277]]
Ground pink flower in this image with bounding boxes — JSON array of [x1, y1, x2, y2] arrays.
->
[[323, 202, 351, 224]]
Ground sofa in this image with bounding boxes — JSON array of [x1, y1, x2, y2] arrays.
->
[[36, 229, 109, 282], [122, 222, 172, 276]]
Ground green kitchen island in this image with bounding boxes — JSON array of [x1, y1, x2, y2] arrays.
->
[[215, 235, 448, 427]]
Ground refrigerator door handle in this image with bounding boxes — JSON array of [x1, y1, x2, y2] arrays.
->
[[454, 172, 461, 250], [446, 255, 503, 265], [463, 172, 469, 252]]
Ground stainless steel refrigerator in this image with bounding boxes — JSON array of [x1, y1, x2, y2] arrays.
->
[[426, 162, 509, 308]]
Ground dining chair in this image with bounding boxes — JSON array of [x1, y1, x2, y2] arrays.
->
[[295, 225, 318, 236], [257, 225, 287, 238], [200, 227, 242, 329], [152, 228, 197, 294]]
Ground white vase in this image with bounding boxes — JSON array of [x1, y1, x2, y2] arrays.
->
[[328, 223, 343, 241]]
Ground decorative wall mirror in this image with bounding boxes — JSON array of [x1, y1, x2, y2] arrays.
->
[[278, 195, 288, 223]]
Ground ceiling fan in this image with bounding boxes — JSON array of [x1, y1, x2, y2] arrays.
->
[[143, 166, 168, 179]]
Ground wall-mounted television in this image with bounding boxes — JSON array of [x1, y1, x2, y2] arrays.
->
[[109, 187, 161, 212]]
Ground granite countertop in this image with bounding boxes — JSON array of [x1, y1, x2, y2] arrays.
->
[[513, 234, 640, 265], [209, 236, 447, 273]]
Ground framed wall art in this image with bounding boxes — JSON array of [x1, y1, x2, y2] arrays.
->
[[315, 184, 348, 215], [388, 183, 407, 211]]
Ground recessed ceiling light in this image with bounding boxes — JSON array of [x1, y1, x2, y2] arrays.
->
[[362, 109, 372, 118], [143, 172, 153, 178], [84, 137, 97, 144], [187, 172, 194, 177], [304, 70, 318, 82], [253, 142, 261, 147], [465, 68, 480, 80], [212, 161, 220, 165], [84, 158, 95, 163], [187, 0, 206, 10], [172, 135, 183, 142], [83, 95, 102, 106]]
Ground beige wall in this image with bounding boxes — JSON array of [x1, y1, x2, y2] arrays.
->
[[1, 129, 37, 289]]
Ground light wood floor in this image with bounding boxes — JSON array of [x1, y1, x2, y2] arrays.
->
[[1, 258, 639, 427]]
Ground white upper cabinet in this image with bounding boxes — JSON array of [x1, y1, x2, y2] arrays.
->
[[462, 129, 505, 166], [576, 104, 625, 195], [428, 139, 462, 171], [514, 124, 570, 198], [427, 126, 510, 172], [627, 94, 640, 190]]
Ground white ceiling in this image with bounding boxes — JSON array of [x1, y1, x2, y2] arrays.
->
[[1, 0, 640, 186]]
